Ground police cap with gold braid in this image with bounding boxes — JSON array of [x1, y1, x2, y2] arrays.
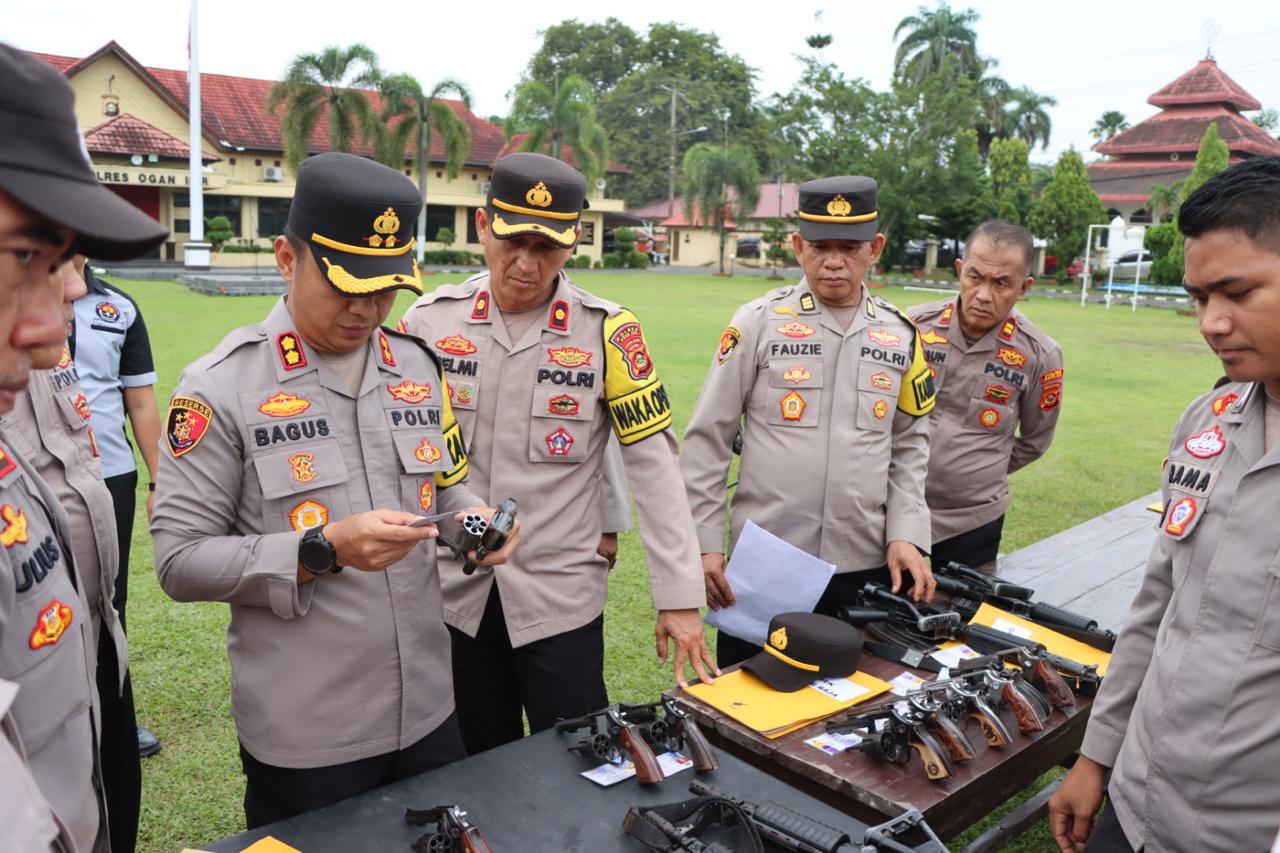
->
[[796, 175, 879, 242], [287, 151, 424, 297], [486, 152, 589, 249]]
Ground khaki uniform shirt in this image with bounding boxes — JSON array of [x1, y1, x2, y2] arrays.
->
[[682, 282, 936, 571], [907, 300, 1063, 543], [0, 430, 107, 852], [152, 298, 480, 768], [1081, 382, 1280, 852], [0, 678, 74, 852], [0, 357, 128, 689], [400, 273, 704, 647]]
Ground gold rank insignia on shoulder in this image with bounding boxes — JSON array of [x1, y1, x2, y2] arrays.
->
[[826, 194, 852, 217], [799, 293, 816, 313], [368, 207, 401, 248], [526, 181, 553, 208], [1, 504, 28, 549]]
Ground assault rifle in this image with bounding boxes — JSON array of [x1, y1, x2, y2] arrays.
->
[[555, 704, 664, 784], [933, 561, 1117, 652], [617, 697, 719, 772], [404, 804, 491, 853], [623, 780, 948, 852]]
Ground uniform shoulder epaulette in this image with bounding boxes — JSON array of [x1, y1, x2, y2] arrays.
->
[[574, 285, 623, 318], [203, 324, 268, 372], [871, 296, 920, 331], [905, 297, 951, 323], [743, 284, 796, 313], [381, 324, 443, 373], [420, 277, 482, 305]]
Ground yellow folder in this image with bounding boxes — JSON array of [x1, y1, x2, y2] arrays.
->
[[684, 669, 892, 738], [970, 603, 1112, 676]]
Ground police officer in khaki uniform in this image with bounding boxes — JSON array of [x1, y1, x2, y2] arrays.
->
[[681, 176, 937, 667], [400, 152, 711, 755], [1049, 157, 1280, 853], [908, 220, 1063, 569], [152, 152, 516, 827], [0, 43, 169, 853], [1, 258, 143, 853]]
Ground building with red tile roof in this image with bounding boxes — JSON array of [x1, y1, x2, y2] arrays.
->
[[29, 41, 623, 262], [1088, 58, 1280, 225], [625, 182, 799, 266]]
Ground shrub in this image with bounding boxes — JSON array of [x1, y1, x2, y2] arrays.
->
[[205, 215, 233, 251], [613, 227, 636, 245], [567, 255, 593, 268], [626, 250, 649, 269], [434, 226, 456, 245], [593, 260, 603, 269], [601, 252, 624, 269], [1145, 222, 1182, 286]]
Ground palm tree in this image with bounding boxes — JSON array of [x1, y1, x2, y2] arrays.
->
[[266, 44, 381, 174], [504, 74, 609, 186], [1090, 110, 1129, 143], [681, 142, 760, 275], [893, 3, 980, 86], [1006, 87, 1057, 151], [1147, 181, 1183, 221], [972, 61, 1012, 157], [375, 74, 472, 262]]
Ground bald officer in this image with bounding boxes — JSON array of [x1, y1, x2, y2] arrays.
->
[[400, 152, 710, 755], [908, 220, 1062, 568], [152, 153, 515, 827], [681, 176, 937, 667], [1, 258, 143, 852], [0, 42, 169, 853]]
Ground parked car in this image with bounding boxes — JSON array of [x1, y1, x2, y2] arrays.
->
[[904, 238, 962, 270], [1109, 249, 1153, 282]]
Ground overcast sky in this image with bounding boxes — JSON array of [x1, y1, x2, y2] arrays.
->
[[10, 0, 1280, 170]]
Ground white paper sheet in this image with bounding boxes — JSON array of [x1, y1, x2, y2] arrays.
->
[[704, 521, 836, 646]]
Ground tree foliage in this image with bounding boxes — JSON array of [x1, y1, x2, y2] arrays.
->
[[988, 137, 1032, 224], [762, 217, 791, 276], [1090, 110, 1129, 142], [935, 129, 995, 242], [1027, 149, 1106, 273], [681, 142, 760, 274], [266, 44, 381, 173], [1145, 180, 1182, 222], [893, 3, 980, 86], [505, 75, 609, 186], [1154, 122, 1232, 285], [524, 18, 642, 98]]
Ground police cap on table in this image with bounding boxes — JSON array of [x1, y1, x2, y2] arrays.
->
[[796, 175, 879, 243], [485, 152, 589, 250], [742, 612, 864, 692], [287, 152, 424, 298]]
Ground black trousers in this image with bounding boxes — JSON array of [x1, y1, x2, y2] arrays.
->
[[103, 470, 137, 631], [449, 584, 608, 755], [96, 623, 141, 853], [1084, 800, 1138, 853], [930, 514, 1005, 571], [716, 566, 892, 669], [239, 713, 466, 829]]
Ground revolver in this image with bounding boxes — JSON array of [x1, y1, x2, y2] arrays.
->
[[444, 497, 517, 575], [555, 704, 665, 784], [828, 704, 957, 782], [404, 804, 491, 853], [618, 697, 719, 772]]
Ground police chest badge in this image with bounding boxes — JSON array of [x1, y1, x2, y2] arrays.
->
[[29, 599, 73, 650], [1, 504, 28, 549], [166, 396, 214, 458]]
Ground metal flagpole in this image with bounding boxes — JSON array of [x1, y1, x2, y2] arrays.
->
[[184, 0, 211, 268]]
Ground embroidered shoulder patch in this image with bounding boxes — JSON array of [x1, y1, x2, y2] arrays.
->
[[603, 310, 672, 445], [716, 326, 742, 365], [166, 396, 214, 458]]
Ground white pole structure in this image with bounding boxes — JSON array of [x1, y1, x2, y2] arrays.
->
[[1128, 225, 1146, 313], [184, 0, 211, 268], [1079, 223, 1108, 307]]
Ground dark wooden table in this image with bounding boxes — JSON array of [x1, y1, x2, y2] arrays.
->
[[671, 653, 1090, 844], [200, 725, 946, 852]]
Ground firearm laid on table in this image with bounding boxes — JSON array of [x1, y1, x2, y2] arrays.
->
[[616, 697, 719, 772], [404, 804, 491, 853], [932, 561, 1117, 652], [838, 583, 1103, 695], [556, 704, 665, 783], [622, 780, 948, 853]]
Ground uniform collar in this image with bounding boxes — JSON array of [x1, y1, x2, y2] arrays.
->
[[797, 279, 870, 338], [262, 297, 404, 387], [485, 271, 576, 354], [1224, 383, 1266, 471], [83, 267, 112, 296], [947, 299, 1021, 355]]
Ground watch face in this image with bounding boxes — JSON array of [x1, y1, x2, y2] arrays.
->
[[300, 528, 335, 574]]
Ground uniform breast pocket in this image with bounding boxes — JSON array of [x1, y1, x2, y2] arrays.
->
[[529, 387, 597, 462], [252, 440, 352, 532], [392, 429, 449, 513], [1253, 549, 1280, 651], [55, 390, 93, 433], [3, 596, 92, 756], [962, 396, 1016, 435]]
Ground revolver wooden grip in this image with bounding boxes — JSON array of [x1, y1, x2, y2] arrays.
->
[[617, 723, 665, 784], [926, 714, 976, 762], [969, 707, 1013, 747], [679, 717, 719, 772], [1002, 683, 1046, 733], [1032, 659, 1076, 708], [459, 827, 493, 853], [909, 727, 954, 781]]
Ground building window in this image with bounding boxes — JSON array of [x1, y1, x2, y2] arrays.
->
[[255, 159, 263, 167], [579, 221, 595, 246], [174, 219, 190, 234], [466, 208, 483, 243], [424, 205, 455, 243], [174, 191, 190, 208], [258, 197, 292, 238], [203, 195, 242, 236]]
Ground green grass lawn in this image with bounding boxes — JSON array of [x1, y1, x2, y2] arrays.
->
[[111, 270, 1219, 851]]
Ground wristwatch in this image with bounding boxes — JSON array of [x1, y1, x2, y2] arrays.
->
[[298, 524, 341, 575]]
